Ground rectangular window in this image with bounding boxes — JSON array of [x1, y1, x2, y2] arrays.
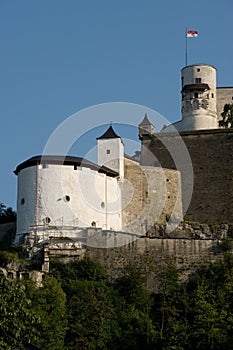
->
[[212, 93, 214, 98], [194, 92, 198, 98], [106, 149, 110, 154], [197, 68, 200, 72], [195, 78, 201, 83], [42, 164, 48, 169]]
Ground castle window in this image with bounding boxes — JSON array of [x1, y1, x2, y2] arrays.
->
[[195, 78, 201, 83], [201, 99, 208, 109], [42, 164, 48, 169], [43, 217, 51, 225], [101, 202, 105, 208], [212, 93, 214, 98], [64, 195, 70, 202], [194, 92, 198, 98], [91, 221, 96, 227], [197, 68, 200, 72], [20, 198, 25, 205], [74, 165, 77, 170], [106, 149, 110, 154]]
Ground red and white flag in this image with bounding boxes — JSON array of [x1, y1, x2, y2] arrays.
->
[[187, 30, 198, 38]]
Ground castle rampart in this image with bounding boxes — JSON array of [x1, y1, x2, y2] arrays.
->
[[141, 128, 233, 224]]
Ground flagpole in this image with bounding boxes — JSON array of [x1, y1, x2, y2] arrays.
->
[[185, 28, 188, 66]]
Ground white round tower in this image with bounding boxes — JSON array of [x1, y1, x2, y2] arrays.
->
[[181, 64, 218, 130], [14, 155, 122, 243]]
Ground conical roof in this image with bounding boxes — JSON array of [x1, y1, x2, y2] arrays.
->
[[97, 125, 120, 139], [138, 114, 152, 126]]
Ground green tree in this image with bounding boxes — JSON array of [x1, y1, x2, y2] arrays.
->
[[113, 264, 156, 350], [50, 257, 115, 349], [0, 272, 39, 350], [219, 103, 233, 128], [0, 202, 16, 224], [152, 258, 188, 350], [65, 279, 115, 350], [25, 275, 67, 350], [186, 254, 233, 349]]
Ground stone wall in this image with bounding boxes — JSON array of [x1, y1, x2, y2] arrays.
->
[[141, 128, 233, 224], [122, 158, 182, 233], [86, 235, 223, 290]]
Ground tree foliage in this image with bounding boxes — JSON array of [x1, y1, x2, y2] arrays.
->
[[2, 254, 233, 349], [0, 202, 16, 224], [0, 272, 39, 350], [219, 103, 233, 128], [25, 275, 67, 350]]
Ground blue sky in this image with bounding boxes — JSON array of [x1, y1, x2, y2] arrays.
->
[[1, 0, 233, 209]]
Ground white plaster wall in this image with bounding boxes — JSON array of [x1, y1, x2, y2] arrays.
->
[[16, 164, 121, 242], [15, 166, 37, 243], [98, 138, 124, 178]]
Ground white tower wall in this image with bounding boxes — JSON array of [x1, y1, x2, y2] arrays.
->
[[181, 64, 218, 130], [15, 164, 122, 243], [98, 138, 124, 178]]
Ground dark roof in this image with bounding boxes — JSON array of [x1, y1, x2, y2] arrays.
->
[[96, 126, 120, 139], [14, 155, 118, 177], [181, 64, 216, 71], [182, 83, 210, 92], [138, 114, 152, 126]]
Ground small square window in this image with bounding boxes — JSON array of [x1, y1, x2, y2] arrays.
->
[[106, 149, 110, 154], [197, 68, 200, 72], [42, 164, 48, 169], [195, 78, 201, 83]]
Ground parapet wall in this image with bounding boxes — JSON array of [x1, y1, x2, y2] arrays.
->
[[86, 235, 223, 289]]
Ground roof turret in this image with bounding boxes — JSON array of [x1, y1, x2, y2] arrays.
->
[[96, 125, 120, 139], [138, 114, 155, 139]]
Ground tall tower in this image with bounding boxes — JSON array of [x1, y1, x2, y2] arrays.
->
[[181, 64, 218, 130], [97, 125, 124, 178]]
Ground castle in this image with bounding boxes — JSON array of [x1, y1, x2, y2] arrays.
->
[[13, 63, 233, 273]]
